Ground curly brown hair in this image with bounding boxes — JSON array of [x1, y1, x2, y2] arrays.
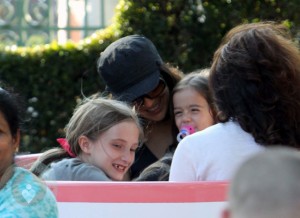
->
[[210, 22, 300, 147]]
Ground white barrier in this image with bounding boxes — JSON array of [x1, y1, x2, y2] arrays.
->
[[15, 154, 228, 218], [46, 181, 228, 218]]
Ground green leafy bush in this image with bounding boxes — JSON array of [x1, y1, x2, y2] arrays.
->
[[114, 0, 300, 71], [0, 0, 299, 153], [0, 27, 118, 152]]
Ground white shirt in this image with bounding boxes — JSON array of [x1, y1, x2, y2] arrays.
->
[[169, 121, 264, 181]]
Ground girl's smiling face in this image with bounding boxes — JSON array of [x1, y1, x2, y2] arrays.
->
[[173, 88, 215, 133], [80, 120, 140, 181]]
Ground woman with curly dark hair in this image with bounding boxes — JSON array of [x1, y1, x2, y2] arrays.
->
[[170, 22, 300, 181]]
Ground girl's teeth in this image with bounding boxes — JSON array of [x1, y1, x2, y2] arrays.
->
[[114, 164, 125, 170]]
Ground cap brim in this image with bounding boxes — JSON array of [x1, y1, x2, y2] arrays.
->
[[113, 70, 160, 102]]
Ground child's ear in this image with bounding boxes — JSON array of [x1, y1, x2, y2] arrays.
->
[[78, 136, 92, 154]]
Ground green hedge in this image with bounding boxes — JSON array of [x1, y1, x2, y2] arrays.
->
[[0, 28, 118, 152], [1, 0, 299, 153], [115, 0, 300, 71]]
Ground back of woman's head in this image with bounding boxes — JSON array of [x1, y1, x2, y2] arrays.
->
[[0, 83, 22, 137], [66, 97, 144, 156], [210, 22, 300, 147]]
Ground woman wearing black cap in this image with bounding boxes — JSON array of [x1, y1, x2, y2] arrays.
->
[[97, 35, 183, 179]]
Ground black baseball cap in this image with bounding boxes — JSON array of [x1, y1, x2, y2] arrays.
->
[[97, 35, 163, 102]]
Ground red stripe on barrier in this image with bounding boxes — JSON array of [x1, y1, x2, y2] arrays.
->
[[15, 155, 228, 204], [46, 181, 228, 203]]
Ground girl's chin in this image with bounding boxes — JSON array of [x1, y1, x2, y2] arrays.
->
[[110, 176, 124, 181], [109, 172, 126, 181]]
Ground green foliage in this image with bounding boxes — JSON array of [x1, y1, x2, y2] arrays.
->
[[114, 0, 300, 71], [0, 27, 118, 152], [0, 0, 299, 153]]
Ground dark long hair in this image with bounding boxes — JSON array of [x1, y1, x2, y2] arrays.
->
[[210, 22, 300, 147], [0, 83, 23, 138], [158, 63, 183, 147]]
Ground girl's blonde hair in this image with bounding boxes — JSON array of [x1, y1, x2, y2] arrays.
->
[[67, 97, 144, 156]]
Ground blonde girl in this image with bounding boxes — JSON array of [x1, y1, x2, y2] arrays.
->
[[31, 97, 143, 181]]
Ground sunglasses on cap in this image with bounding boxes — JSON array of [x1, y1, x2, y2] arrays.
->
[[132, 78, 167, 107]]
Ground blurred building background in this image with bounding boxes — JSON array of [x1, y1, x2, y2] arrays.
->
[[0, 0, 119, 46]]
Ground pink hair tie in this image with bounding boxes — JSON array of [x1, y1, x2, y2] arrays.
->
[[57, 138, 76, 157]]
